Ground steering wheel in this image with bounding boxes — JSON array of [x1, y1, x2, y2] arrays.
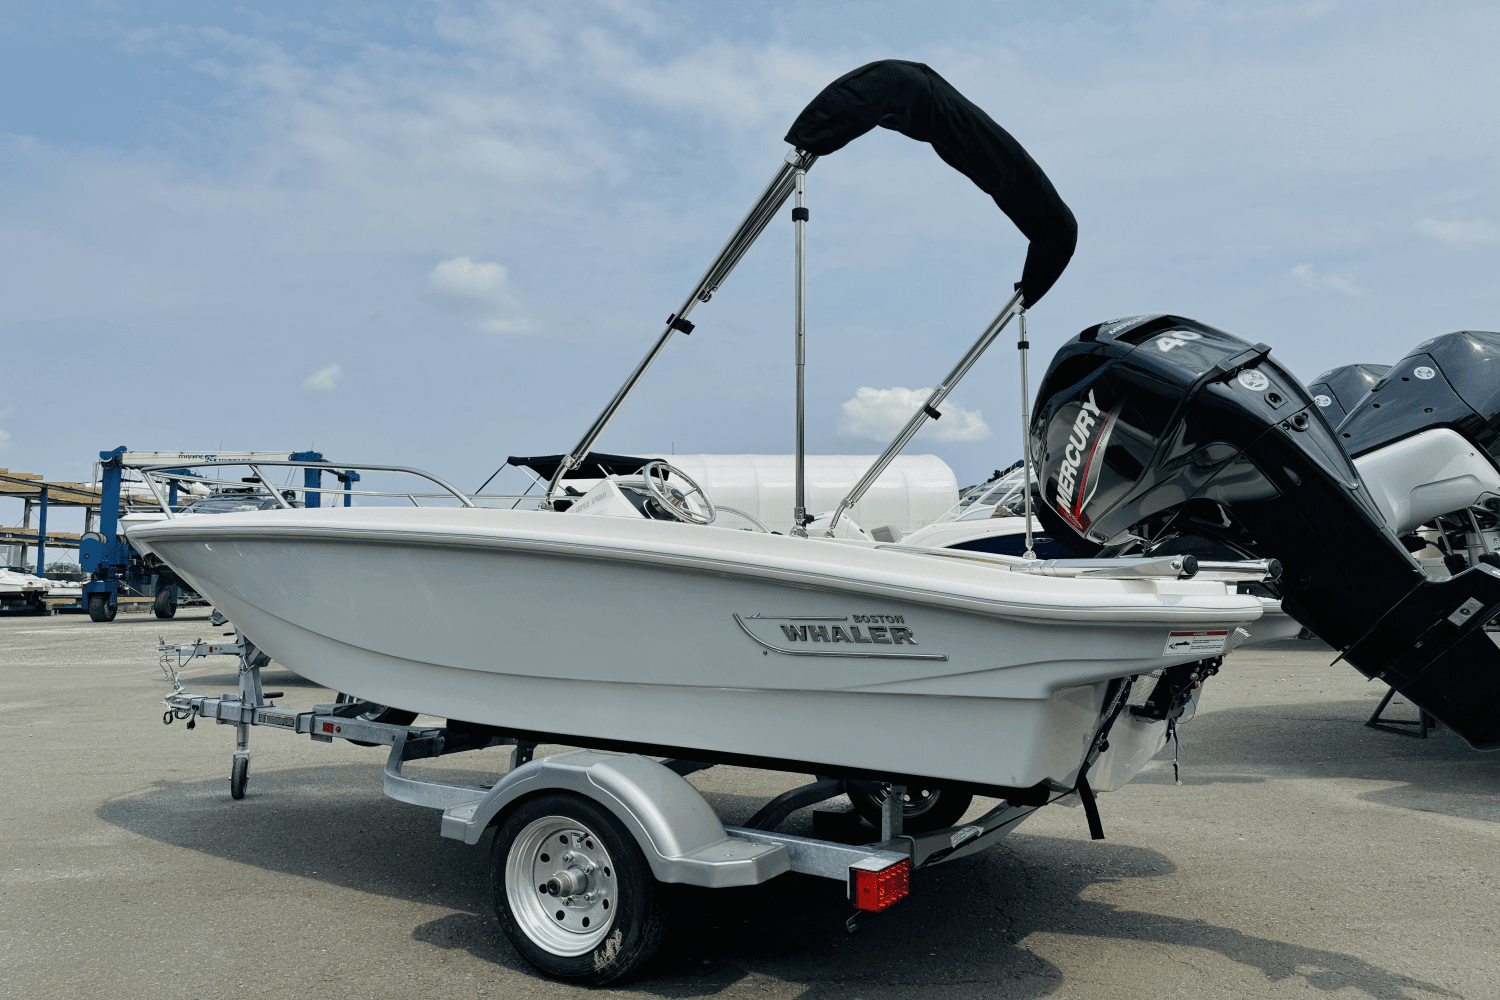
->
[[640, 461, 716, 525]]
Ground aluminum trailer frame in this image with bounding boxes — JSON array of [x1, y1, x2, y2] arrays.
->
[[156, 633, 1047, 975]]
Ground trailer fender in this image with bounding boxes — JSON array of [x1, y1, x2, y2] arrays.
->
[[445, 750, 790, 888]]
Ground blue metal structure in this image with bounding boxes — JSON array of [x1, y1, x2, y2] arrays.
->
[[337, 470, 361, 507], [292, 450, 326, 507], [78, 447, 130, 619], [34, 485, 48, 576]]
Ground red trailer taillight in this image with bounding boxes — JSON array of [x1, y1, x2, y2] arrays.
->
[[850, 859, 910, 912]]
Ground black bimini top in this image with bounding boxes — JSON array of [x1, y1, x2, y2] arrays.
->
[[507, 453, 652, 482], [785, 59, 1077, 307]]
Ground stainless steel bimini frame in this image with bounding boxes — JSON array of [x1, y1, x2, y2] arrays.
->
[[824, 287, 1027, 534], [542, 149, 819, 510], [534, 145, 1041, 539]]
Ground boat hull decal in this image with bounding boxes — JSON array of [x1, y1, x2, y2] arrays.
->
[[733, 613, 948, 660]]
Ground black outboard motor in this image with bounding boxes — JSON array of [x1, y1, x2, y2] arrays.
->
[[1331, 331, 1500, 576], [1306, 363, 1389, 425], [1337, 331, 1500, 463], [1029, 315, 1500, 749]]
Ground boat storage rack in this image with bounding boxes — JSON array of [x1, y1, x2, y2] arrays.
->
[[158, 632, 1046, 924]]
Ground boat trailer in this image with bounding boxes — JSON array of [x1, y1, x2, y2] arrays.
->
[[157, 632, 1057, 980]]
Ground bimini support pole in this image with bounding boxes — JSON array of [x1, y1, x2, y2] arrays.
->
[[791, 167, 810, 537], [825, 287, 1026, 534], [542, 149, 819, 508], [1019, 309, 1036, 560]]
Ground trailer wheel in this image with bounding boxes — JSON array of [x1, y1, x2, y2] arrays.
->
[[491, 793, 664, 986], [87, 593, 117, 622], [848, 783, 974, 835], [153, 588, 177, 619], [229, 756, 249, 799]]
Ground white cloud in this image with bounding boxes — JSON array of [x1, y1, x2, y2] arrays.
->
[[838, 387, 990, 444], [428, 256, 531, 333], [303, 363, 341, 390], [1416, 217, 1498, 244], [430, 256, 510, 298], [1290, 263, 1364, 298], [0, 428, 11, 450]]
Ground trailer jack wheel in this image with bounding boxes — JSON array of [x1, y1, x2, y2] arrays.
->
[[230, 756, 249, 799], [87, 593, 117, 622], [492, 792, 664, 986]]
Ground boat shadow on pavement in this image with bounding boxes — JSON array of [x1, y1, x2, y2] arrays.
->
[[98, 758, 1458, 999]]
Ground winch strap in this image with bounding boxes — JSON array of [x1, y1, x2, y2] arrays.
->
[[1070, 675, 1134, 842], [1076, 772, 1105, 840]]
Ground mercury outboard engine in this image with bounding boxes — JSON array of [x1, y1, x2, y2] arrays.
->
[[1306, 363, 1389, 425], [1029, 315, 1500, 749]]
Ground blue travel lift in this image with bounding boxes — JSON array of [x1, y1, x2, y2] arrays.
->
[[76, 447, 348, 622]]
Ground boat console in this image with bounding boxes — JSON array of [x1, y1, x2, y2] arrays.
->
[[565, 461, 717, 523]]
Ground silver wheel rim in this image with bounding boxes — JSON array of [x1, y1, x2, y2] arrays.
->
[[506, 815, 618, 957]]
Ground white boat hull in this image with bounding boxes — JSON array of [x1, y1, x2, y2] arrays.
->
[[128, 508, 1262, 791]]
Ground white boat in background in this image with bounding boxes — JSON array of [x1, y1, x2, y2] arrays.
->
[[0, 566, 50, 611], [0, 566, 80, 612]]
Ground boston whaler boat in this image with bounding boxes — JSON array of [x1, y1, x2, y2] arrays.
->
[[133, 62, 1281, 983]]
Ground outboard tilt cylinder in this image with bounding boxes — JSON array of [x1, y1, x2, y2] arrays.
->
[[1029, 315, 1500, 749]]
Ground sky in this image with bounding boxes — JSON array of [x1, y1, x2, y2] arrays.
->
[[3, 0, 1498, 533]]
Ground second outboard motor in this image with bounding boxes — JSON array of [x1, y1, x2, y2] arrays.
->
[[1028, 315, 1500, 749], [1335, 332, 1500, 538], [1306, 363, 1389, 425]]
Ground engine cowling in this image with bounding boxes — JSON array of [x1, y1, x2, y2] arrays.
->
[[1029, 315, 1500, 750]]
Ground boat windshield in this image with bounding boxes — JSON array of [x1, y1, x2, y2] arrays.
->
[[934, 469, 1033, 524], [181, 490, 301, 514]]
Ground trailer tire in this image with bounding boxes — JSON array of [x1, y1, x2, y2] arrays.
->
[[153, 588, 177, 619], [230, 756, 249, 799], [87, 593, 117, 622], [491, 792, 664, 986], [848, 783, 974, 835]]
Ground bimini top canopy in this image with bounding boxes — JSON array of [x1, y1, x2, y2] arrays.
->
[[786, 59, 1077, 307], [544, 60, 1077, 504]]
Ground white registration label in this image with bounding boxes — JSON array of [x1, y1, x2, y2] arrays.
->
[[1163, 630, 1229, 656]]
